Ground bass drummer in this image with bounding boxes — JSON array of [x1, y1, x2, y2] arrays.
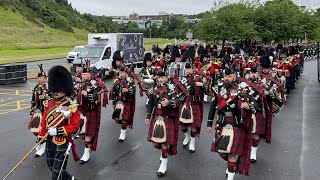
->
[[30, 64, 48, 158]]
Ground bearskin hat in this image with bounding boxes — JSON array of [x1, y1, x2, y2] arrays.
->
[[38, 64, 46, 77], [260, 56, 271, 68], [224, 68, 235, 75], [48, 65, 73, 97], [113, 50, 123, 61]]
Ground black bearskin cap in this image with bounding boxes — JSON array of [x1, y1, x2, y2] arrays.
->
[[48, 65, 73, 97], [224, 68, 235, 75], [156, 70, 166, 77], [260, 56, 271, 68], [144, 52, 152, 62], [113, 50, 123, 61]]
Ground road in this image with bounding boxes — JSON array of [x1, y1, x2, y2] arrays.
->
[[0, 59, 319, 180], [6, 58, 69, 71]]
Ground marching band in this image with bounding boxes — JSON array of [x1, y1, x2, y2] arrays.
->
[[16, 42, 312, 180]]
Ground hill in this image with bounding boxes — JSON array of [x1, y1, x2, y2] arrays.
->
[[0, 0, 93, 50]]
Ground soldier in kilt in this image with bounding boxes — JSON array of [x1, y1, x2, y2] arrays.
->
[[207, 68, 254, 180], [31, 64, 48, 157], [37, 65, 80, 180], [178, 59, 208, 152], [78, 65, 104, 164], [145, 71, 180, 177], [244, 67, 270, 163], [110, 50, 124, 79], [110, 67, 136, 142]]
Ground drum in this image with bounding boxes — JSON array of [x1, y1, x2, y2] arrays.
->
[[167, 62, 186, 78], [272, 96, 284, 114], [142, 78, 155, 91], [243, 68, 251, 80], [28, 109, 43, 136]]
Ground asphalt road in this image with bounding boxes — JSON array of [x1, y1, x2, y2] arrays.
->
[[6, 58, 70, 71], [0, 59, 319, 180]]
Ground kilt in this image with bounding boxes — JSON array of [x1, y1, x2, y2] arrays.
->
[[148, 116, 179, 155], [85, 105, 101, 151], [113, 99, 135, 128], [253, 112, 266, 135], [179, 103, 203, 135], [211, 117, 245, 156], [263, 101, 273, 144], [46, 137, 73, 180]]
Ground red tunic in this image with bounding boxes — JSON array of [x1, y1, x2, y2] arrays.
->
[[38, 99, 80, 145]]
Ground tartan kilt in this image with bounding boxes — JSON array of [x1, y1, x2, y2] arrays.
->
[[179, 103, 203, 135], [85, 105, 101, 151], [46, 137, 72, 180], [211, 117, 245, 156], [148, 116, 179, 149], [253, 112, 266, 135], [113, 102, 133, 127]]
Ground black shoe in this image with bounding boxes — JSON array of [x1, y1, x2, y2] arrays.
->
[[251, 159, 257, 163], [189, 149, 195, 153], [119, 139, 125, 142], [35, 154, 40, 158], [80, 160, 88, 164], [157, 172, 166, 177]]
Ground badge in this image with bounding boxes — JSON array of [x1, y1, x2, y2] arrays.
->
[[56, 106, 69, 112]]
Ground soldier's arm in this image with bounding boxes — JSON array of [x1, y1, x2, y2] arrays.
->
[[146, 92, 155, 119], [57, 110, 81, 136], [207, 93, 218, 127], [37, 104, 47, 138]]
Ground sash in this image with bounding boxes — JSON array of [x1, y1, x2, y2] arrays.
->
[[46, 100, 69, 128], [218, 94, 237, 111]]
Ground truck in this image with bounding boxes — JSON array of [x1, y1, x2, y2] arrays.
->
[[72, 33, 144, 78]]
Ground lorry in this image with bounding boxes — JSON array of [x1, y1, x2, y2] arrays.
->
[[72, 33, 144, 78]]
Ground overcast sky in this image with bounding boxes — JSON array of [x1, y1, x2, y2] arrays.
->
[[68, 0, 320, 16]]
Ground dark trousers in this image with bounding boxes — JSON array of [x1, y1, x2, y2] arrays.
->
[[46, 138, 72, 180]]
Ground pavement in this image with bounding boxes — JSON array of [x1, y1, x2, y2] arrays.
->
[[0, 59, 320, 180]]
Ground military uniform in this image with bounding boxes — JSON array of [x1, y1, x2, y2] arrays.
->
[[207, 68, 253, 180], [38, 65, 80, 180], [146, 71, 180, 177], [111, 67, 136, 142], [178, 61, 208, 152]]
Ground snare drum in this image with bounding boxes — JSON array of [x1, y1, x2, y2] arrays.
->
[[272, 97, 284, 114]]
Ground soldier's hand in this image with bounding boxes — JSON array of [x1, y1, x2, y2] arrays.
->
[[75, 77, 81, 83], [207, 127, 212, 134], [161, 98, 169, 106], [122, 88, 129, 93], [241, 102, 249, 110], [145, 119, 150, 125], [195, 82, 203, 87], [264, 90, 269, 95], [82, 90, 87, 97]]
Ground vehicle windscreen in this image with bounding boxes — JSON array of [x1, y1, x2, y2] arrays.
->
[[72, 47, 83, 52], [79, 46, 105, 58]]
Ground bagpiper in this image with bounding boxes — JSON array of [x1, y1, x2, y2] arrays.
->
[[29, 64, 48, 157], [79, 62, 105, 164], [207, 68, 254, 180], [37, 65, 80, 180], [110, 50, 124, 79], [110, 66, 136, 142], [178, 59, 208, 152], [145, 71, 181, 177], [240, 66, 271, 163], [140, 53, 156, 106]]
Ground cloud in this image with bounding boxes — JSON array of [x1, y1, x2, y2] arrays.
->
[[68, 0, 319, 16]]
